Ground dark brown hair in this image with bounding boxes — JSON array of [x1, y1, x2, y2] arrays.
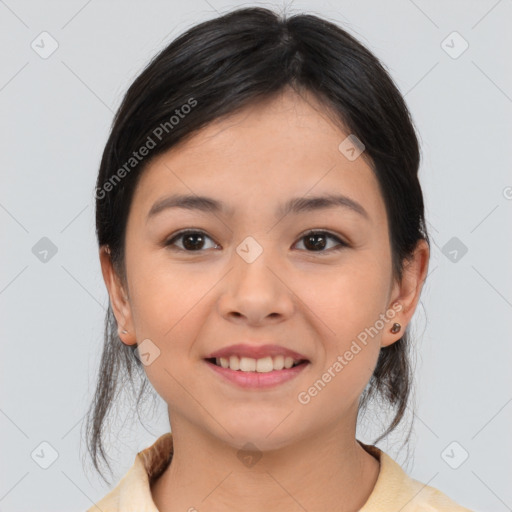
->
[[84, 6, 429, 484]]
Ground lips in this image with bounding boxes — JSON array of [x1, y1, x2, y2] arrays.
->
[[205, 354, 310, 388], [204, 343, 309, 362]]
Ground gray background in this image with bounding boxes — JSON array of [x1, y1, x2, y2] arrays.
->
[[1, 1, 511, 511]]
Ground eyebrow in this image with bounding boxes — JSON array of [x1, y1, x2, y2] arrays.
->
[[146, 193, 369, 222]]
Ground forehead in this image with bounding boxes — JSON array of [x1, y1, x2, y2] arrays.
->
[[129, 90, 387, 227]]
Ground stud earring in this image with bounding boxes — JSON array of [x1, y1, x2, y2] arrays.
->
[[121, 329, 128, 334], [390, 323, 401, 334]]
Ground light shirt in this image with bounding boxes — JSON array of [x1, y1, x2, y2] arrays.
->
[[87, 432, 474, 511]]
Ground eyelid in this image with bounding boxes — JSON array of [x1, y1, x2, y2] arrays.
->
[[299, 228, 347, 243]]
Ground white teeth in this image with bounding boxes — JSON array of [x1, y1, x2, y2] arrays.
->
[[256, 356, 274, 373], [273, 355, 284, 370], [239, 357, 256, 371], [214, 355, 303, 372]]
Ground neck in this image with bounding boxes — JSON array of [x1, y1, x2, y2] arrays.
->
[[151, 419, 380, 512]]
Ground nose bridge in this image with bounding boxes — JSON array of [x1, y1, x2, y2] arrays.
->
[[232, 233, 279, 294], [218, 233, 293, 322]]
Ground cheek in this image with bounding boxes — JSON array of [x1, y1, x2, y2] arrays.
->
[[130, 279, 212, 407], [128, 255, 213, 340], [294, 256, 389, 389], [300, 257, 390, 338], [126, 260, 219, 389]]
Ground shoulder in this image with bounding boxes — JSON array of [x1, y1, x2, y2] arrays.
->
[[359, 443, 475, 512], [85, 459, 154, 512], [86, 433, 173, 512]]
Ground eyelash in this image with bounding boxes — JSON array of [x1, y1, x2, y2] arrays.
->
[[164, 229, 348, 254]]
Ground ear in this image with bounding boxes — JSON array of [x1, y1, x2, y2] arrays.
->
[[381, 239, 430, 348], [99, 245, 137, 346]]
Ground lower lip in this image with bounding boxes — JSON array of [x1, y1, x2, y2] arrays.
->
[[204, 359, 309, 389]]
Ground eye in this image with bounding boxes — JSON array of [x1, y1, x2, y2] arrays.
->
[[164, 230, 219, 252], [164, 229, 348, 253], [294, 230, 348, 253]]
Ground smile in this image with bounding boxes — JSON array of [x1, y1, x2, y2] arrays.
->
[[204, 357, 310, 389], [208, 355, 306, 372]]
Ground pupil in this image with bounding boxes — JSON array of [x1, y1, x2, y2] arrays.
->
[[305, 234, 326, 251], [183, 233, 204, 250]]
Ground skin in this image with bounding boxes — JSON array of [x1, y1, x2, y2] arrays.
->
[[100, 87, 429, 512]]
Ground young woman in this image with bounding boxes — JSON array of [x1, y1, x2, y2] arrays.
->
[[85, 7, 474, 511]]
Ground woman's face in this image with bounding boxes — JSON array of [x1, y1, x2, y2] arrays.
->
[[102, 88, 427, 450]]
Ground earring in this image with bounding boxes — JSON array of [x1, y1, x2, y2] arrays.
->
[[121, 329, 128, 334], [390, 323, 401, 334]]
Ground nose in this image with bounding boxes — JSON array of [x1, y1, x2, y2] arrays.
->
[[216, 245, 295, 326]]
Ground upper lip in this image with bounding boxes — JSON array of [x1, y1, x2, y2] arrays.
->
[[205, 344, 309, 361]]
